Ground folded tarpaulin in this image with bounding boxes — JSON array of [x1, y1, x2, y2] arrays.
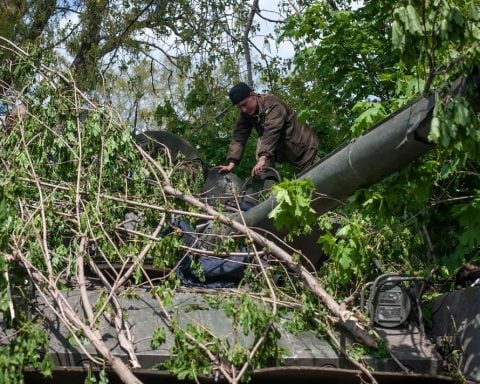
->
[[172, 220, 249, 288]]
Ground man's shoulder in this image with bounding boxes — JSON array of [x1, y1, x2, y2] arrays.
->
[[259, 93, 282, 103], [259, 93, 286, 111]]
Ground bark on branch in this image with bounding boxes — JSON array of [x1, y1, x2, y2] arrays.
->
[[243, 0, 259, 87], [15, 252, 143, 384], [133, 140, 378, 349], [161, 184, 379, 349]]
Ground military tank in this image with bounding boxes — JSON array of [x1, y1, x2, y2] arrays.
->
[[2, 74, 479, 384]]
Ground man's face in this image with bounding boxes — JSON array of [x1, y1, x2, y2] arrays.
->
[[236, 94, 258, 116]]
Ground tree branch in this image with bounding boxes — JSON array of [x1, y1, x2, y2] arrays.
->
[[243, 0, 259, 87]]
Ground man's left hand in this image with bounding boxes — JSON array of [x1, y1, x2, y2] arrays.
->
[[252, 156, 267, 177]]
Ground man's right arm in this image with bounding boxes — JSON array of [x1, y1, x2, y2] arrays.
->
[[217, 161, 236, 173]]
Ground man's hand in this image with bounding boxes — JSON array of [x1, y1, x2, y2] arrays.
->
[[216, 162, 235, 173], [251, 156, 267, 177]]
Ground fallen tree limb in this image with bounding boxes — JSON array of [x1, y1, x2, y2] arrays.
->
[[160, 183, 378, 349], [133, 141, 378, 349], [14, 250, 143, 384]]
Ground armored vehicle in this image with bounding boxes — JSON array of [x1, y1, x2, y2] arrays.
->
[[2, 74, 479, 384]]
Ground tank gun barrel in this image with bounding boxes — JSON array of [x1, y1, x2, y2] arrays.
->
[[233, 76, 468, 261]]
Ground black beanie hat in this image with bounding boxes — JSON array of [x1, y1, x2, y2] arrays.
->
[[229, 82, 252, 104]]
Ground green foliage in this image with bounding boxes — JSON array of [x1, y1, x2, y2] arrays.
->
[[318, 213, 378, 289], [281, 0, 402, 147], [281, 0, 480, 296], [437, 336, 468, 383], [0, 322, 53, 384], [163, 321, 222, 381], [2, 0, 480, 379], [350, 101, 387, 136], [151, 233, 183, 269], [430, 94, 480, 161], [268, 179, 316, 239], [0, 48, 214, 383], [392, 0, 480, 77], [0, 185, 15, 251], [283, 292, 323, 335], [151, 275, 181, 308], [84, 367, 109, 384], [150, 327, 167, 350], [221, 294, 285, 370], [223, 295, 267, 337], [441, 193, 480, 273]]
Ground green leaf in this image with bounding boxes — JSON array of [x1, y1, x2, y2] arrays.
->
[[268, 179, 316, 236], [336, 224, 350, 238], [40, 355, 54, 377], [429, 116, 441, 142], [339, 252, 352, 269], [392, 20, 405, 50], [453, 101, 470, 126], [405, 5, 423, 35], [472, 25, 480, 40], [151, 327, 167, 349], [471, 3, 480, 21], [351, 101, 387, 136]]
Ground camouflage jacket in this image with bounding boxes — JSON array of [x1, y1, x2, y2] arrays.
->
[[226, 93, 319, 171]]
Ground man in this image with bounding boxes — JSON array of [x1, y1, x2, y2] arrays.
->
[[217, 82, 319, 178]]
